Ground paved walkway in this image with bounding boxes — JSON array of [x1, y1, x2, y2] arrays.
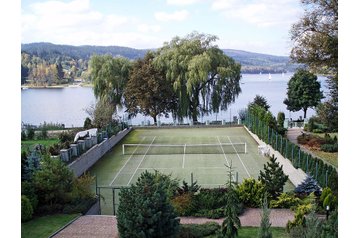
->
[[53, 209, 294, 238]]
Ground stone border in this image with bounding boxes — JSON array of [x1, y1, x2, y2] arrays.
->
[[243, 125, 306, 187], [68, 128, 133, 177]]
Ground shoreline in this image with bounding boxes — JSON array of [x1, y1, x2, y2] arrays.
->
[[21, 83, 93, 89]]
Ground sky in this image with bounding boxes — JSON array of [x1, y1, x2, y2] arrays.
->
[[21, 0, 305, 56]]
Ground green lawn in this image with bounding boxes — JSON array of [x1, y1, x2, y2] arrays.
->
[[237, 227, 289, 238], [21, 213, 80, 238], [21, 138, 59, 153]]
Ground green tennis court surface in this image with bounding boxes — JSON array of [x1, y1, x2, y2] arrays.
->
[[89, 127, 273, 187], [89, 127, 295, 215]]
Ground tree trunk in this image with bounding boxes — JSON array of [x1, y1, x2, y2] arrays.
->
[[303, 108, 307, 119], [152, 115, 157, 124]]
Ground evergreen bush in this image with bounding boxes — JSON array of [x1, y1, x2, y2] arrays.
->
[[21, 195, 33, 222], [178, 222, 221, 238], [269, 193, 301, 209], [236, 178, 265, 208], [320, 143, 338, 152], [294, 175, 321, 196], [116, 171, 180, 238]]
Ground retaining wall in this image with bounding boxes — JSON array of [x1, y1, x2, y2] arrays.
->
[[243, 125, 306, 187], [68, 127, 132, 177]]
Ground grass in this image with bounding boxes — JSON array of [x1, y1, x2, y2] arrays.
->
[[237, 227, 289, 238], [21, 138, 59, 153], [21, 213, 80, 238], [308, 149, 338, 168]]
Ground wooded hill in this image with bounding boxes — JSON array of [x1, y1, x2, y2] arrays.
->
[[21, 42, 298, 85]]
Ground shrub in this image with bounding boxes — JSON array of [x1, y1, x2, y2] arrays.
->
[[195, 188, 228, 210], [21, 181, 38, 211], [312, 128, 323, 133], [236, 178, 265, 207], [269, 192, 301, 209], [38, 128, 48, 139], [286, 204, 313, 231], [21, 195, 33, 222], [59, 131, 75, 143], [320, 187, 337, 211], [320, 143, 338, 152], [21, 130, 27, 140], [178, 222, 221, 238], [294, 175, 321, 197], [194, 208, 226, 219], [27, 128, 35, 140], [83, 117, 92, 129], [171, 193, 196, 216]]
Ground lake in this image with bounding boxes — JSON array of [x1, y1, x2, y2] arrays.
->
[[21, 73, 329, 127]]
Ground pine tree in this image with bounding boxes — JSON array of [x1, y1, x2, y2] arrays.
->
[[116, 171, 180, 238], [258, 193, 272, 238], [294, 175, 321, 196], [222, 162, 241, 238], [258, 155, 288, 199]]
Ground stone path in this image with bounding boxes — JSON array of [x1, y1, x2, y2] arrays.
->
[[52, 209, 294, 238]]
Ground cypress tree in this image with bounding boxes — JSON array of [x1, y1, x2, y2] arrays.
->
[[258, 193, 272, 238], [222, 162, 241, 238]]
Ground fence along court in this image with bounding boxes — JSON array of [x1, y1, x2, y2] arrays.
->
[[89, 127, 272, 215]]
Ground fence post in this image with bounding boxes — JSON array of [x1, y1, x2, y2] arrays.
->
[[285, 139, 288, 158], [298, 148, 301, 167], [275, 131, 278, 150], [291, 144, 294, 162], [98, 187, 101, 215], [306, 154, 309, 173], [315, 161, 318, 179], [326, 170, 328, 187], [236, 172, 239, 184], [280, 135, 283, 153], [112, 188, 116, 216]]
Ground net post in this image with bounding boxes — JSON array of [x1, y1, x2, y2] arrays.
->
[[191, 172, 193, 186]]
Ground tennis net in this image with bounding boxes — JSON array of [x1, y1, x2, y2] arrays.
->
[[122, 142, 247, 155]]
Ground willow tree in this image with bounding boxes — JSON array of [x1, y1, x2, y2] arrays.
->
[[89, 54, 132, 108], [155, 32, 241, 122]]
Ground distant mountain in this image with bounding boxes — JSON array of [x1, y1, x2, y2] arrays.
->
[[21, 42, 148, 61], [21, 42, 298, 74]]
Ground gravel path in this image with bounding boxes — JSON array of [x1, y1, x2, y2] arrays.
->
[[53, 209, 294, 238]]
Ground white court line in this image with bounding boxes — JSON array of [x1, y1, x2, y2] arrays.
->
[[228, 136, 251, 177], [109, 137, 146, 186], [217, 136, 229, 166], [139, 166, 227, 170], [127, 136, 156, 186]]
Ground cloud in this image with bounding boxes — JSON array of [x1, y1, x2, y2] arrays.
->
[[155, 10, 189, 21], [21, 0, 163, 48], [211, 0, 301, 28], [137, 24, 161, 33], [166, 0, 202, 5]]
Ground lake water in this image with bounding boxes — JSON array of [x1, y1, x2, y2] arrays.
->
[[21, 73, 329, 127]]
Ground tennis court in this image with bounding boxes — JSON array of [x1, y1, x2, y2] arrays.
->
[[89, 127, 274, 215]]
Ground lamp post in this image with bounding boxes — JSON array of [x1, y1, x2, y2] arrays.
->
[[326, 205, 330, 220]]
